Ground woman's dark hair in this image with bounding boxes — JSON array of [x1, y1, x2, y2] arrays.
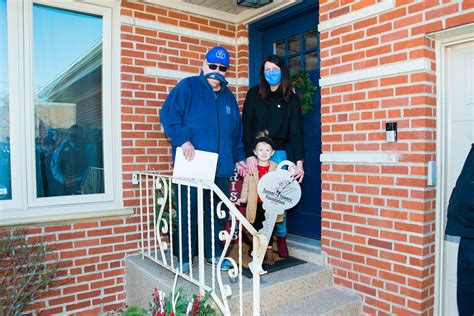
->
[[259, 55, 291, 104]]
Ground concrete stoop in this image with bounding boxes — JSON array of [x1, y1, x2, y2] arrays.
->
[[263, 287, 362, 316], [125, 238, 362, 315]]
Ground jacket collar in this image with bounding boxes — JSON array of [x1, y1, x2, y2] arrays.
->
[[199, 71, 228, 93]]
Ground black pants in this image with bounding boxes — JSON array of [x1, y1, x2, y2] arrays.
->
[[457, 237, 474, 316], [172, 177, 229, 263], [253, 203, 275, 244]]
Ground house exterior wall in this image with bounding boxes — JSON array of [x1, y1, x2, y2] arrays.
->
[[18, 1, 249, 314], [319, 1, 474, 315], [14, 0, 474, 314]]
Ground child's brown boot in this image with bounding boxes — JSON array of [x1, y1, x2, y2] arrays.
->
[[264, 247, 275, 266]]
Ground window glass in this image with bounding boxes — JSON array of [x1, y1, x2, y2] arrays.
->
[[304, 30, 317, 50], [288, 35, 300, 55], [289, 55, 301, 73], [33, 4, 104, 197], [273, 40, 285, 57], [305, 51, 318, 71], [0, 0, 11, 201]]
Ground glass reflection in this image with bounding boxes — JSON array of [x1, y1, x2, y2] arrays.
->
[[288, 35, 300, 54], [289, 55, 301, 72], [304, 30, 318, 50], [274, 40, 285, 57], [305, 51, 318, 71], [33, 4, 104, 197]]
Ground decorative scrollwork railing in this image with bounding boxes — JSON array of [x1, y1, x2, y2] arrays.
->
[[135, 172, 266, 316]]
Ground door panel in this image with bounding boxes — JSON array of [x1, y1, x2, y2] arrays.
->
[[442, 40, 474, 315], [252, 1, 321, 238]]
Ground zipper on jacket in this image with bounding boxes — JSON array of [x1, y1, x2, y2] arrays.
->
[[216, 95, 220, 154]]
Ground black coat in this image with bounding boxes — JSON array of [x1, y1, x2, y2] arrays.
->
[[445, 144, 474, 238], [242, 85, 304, 161]]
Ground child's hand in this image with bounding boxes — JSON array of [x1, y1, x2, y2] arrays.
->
[[236, 198, 247, 206]]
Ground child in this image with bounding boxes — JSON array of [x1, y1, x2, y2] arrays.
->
[[237, 131, 284, 265]]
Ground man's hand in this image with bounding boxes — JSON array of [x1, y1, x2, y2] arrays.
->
[[235, 160, 248, 177], [292, 160, 304, 183], [181, 141, 195, 161], [245, 156, 257, 176]]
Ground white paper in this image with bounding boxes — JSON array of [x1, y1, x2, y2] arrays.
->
[[172, 147, 218, 183]]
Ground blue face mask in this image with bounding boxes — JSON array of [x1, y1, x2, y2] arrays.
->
[[205, 72, 228, 85], [264, 69, 282, 86]]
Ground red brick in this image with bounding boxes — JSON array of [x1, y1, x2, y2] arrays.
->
[[394, 13, 423, 28], [66, 301, 91, 312], [368, 238, 393, 250], [355, 0, 379, 10], [380, 7, 407, 22], [354, 282, 377, 296], [446, 11, 474, 28], [367, 23, 393, 36], [411, 21, 444, 36], [381, 29, 409, 43], [425, 3, 459, 20]]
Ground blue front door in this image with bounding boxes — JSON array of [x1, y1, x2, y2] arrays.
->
[[249, 1, 321, 238]]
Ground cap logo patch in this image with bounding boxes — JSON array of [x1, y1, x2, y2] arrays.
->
[[215, 50, 226, 60]]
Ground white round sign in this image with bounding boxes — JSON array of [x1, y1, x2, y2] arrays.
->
[[257, 163, 301, 210]]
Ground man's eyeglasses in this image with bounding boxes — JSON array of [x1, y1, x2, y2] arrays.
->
[[207, 63, 228, 72]]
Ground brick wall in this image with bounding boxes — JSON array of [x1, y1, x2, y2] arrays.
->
[[319, 1, 474, 315], [17, 1, 249, 314], [15, 0, 474, 314]]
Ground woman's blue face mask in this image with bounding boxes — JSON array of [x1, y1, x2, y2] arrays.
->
[[264, 69, 282, 86]]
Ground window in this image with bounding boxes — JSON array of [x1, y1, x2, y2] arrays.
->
[[1, 0, 121, 221], [33, 4, 104, 198], [273, 29, 319, 73]]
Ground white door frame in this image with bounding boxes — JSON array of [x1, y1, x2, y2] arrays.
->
[[430, 23, 474, 316]]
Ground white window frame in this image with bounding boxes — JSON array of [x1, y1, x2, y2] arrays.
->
[[0, 0, 123, 223]]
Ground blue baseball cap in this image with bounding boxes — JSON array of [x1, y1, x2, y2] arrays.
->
[[206, 46, 230, 68]]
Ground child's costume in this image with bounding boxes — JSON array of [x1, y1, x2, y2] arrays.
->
[[240, 160, 283, 228]]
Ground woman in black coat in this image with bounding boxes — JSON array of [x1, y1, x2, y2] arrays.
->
[[242, 55, 304, 258]]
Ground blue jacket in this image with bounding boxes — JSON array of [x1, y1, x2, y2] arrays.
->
[[160, 72, 246, 177]]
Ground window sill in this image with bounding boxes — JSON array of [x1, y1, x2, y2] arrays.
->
[[0, 208, 134, 227]]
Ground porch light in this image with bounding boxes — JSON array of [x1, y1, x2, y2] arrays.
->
[[237, 0, 273, 8]]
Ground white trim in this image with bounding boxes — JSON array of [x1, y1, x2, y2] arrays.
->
[[319, 58, 432, 87], [121, 15, 241, 46], [1, 0, 24, 210], [318, 0, 395, 33], [111, 0, 123, 206], [0, 0, 123, 219], [320, 152, 399, 164], [27, 1, 115, 208], [143, 0, 298, 25], [144, 67, 249, 87], [0, 208, 134, 227], [238, 0, 300, 25], [236, 36, 248, 46], [432, 25, 474, 316], [427, 23, 474, 42]]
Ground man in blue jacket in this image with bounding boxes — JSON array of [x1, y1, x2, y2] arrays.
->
[[160, 46, 247, 274]]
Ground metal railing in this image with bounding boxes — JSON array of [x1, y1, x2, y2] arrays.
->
[[135, 172, 267, 315]]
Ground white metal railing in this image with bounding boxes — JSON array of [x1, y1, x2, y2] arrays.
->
[[135, 172, 267, 316]]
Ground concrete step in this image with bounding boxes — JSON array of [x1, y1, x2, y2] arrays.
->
[[286, 234, 326, 265], [125, 255, 194, 309], [228, 261, 333, 315], [264, 287, 362, 316], [125, 247, 362, 316], [126, 254, 334, 315]]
